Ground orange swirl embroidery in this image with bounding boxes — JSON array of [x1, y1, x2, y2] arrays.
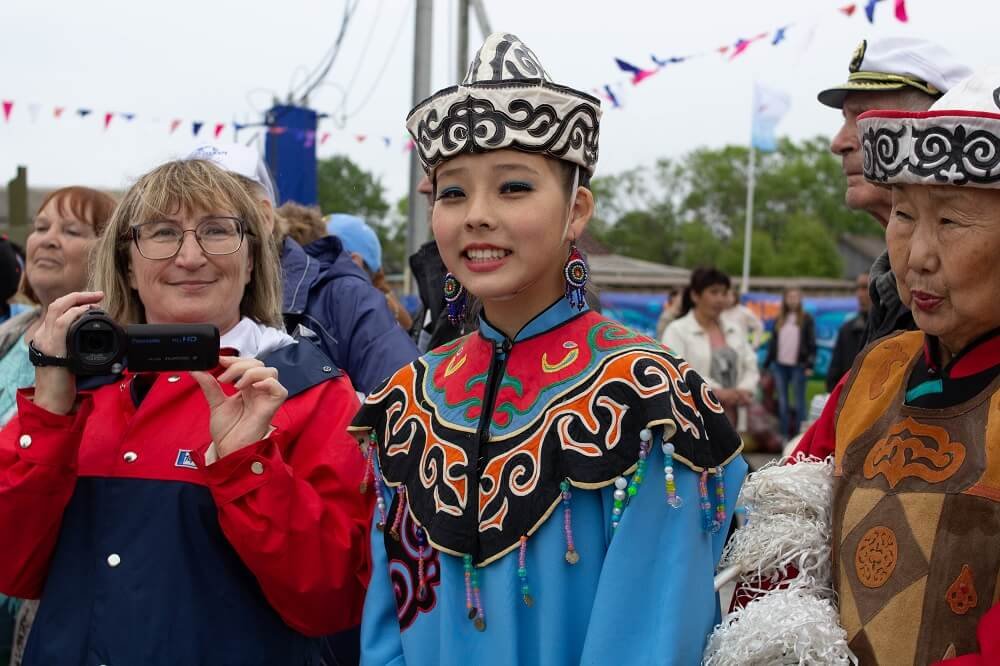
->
[[864, 417, 966, 488]]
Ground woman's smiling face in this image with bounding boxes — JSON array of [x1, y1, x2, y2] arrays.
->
[[431, 150, 589, 315]]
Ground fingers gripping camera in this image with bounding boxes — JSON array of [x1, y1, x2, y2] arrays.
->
[[30, 309, 220, 375]]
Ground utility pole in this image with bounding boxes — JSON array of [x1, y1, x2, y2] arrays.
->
[[405, 0, 433, 292], [456, 0, 469, 80]]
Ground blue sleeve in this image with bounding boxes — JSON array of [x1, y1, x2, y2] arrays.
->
[[321, 279, 419, 395], [579, 433, 747, 666], [360, 486, 406, 666]]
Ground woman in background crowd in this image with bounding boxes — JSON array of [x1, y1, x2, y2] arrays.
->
[[764, 286, 816, 439], [0, 187, 116, 665], [663, 267, 760, 429]]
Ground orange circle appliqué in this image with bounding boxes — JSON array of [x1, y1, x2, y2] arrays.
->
[[855, 526, 898, 589]]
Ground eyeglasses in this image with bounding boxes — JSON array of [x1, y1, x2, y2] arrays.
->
[[131, 217, 246, 260]]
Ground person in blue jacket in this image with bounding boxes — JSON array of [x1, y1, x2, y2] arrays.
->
[[186, 144, 419, 395], [350, 33, 747, 666]]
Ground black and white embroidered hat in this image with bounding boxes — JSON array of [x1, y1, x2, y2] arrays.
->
[[859, 69, 1000, 188], [406, 32, 601, 176]]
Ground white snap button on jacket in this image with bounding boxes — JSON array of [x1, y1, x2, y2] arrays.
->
[[123, 452, 138, 463], [107, 553, 121, 568], [167, 375, 181, 383], [18, 435, 31, 449], [250, 461, 264, 475]]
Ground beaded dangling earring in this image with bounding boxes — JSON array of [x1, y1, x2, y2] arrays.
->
[[563, 242, 589, 310], [443, 273, 467, 326]]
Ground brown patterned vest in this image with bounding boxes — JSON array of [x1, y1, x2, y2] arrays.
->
[[833, 331, 1000, 665]]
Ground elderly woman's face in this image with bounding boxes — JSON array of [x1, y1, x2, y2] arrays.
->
[[127, 205, 252, 334], [888, 184, 1000, 353], [26, 198, 98, 305]]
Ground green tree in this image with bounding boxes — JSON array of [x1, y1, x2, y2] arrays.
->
[[316, 154, 390, 221], [317, 154, 409, 273], [592, 135, 876, 277]]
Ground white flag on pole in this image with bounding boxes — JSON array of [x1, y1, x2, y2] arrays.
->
[[751, 83, 791, 152]]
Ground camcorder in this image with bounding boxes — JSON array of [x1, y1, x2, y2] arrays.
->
[[66, 309, 219, 375]]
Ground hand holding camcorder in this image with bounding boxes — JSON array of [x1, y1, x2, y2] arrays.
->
[[31, 306, 219, 375]]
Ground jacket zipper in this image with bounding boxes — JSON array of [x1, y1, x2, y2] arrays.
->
[[475, 338, 512, 478]]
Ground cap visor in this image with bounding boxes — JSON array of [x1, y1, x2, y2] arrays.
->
[[817, 81, 909, 109]]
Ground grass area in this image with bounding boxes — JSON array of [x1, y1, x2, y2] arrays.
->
[[806, 378, 827, 410]]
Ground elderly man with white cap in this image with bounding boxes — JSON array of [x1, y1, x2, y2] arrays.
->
[[820, 37, 972, 345], [790, 38, 971, 463], [185, 144, 419, 396]]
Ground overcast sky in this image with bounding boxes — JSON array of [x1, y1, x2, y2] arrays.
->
[[0, 0, 994, 204]]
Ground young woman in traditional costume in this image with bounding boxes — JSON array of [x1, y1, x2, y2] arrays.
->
[[350, 33, 746, 665]]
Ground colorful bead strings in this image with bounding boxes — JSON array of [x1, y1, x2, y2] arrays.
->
[[372, 458, 388, 531], [662, 440, 683, 508], [560, 480, 579, 564], [416, 526, 428, 601], [463, 554, 476, 619], [389, 486, 407, 541], [611, 428, 653, 532], [461, 555, 485, 631], [714, 467, 727, 527], [359, 441, 374, 494], [471, 563, 485, 631], [517, 536, 533, 607], [699, 470, 718, 533]]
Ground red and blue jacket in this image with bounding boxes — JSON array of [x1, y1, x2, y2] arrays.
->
[[0, 340, 373, 666]]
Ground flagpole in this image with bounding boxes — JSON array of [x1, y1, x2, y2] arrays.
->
[[741, 143, 755, 295]]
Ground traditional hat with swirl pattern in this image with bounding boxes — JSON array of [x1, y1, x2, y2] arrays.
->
[[406, 32, 601, 176], [859, 68, 1000, 188]]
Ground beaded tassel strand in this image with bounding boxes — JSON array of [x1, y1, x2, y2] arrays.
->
[[662, 440, 683, 508], [714, 467, 726, 527], [471, 564, 485, 631], [372, 457, 388, 531], [517, 536, 533, 607], [415, 526, 428, 601], [389, 487, 406, 541], [463, 555, 476, 619], [611, 428, 653, 532], [698, 470, 718, 532], [560, 480, 579, 564], [359, 442, 374, 494]]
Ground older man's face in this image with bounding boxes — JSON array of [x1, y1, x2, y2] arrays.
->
[[888, 184, 1000, 354], [831, 91, 928, 227]]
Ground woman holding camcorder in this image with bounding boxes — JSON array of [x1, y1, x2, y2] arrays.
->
[[0, 159, 372, 665]]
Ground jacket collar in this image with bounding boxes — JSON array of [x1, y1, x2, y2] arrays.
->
[[676, 310, 736, 337], [478, 297, 589, 345], [280, 237, 322, 316]]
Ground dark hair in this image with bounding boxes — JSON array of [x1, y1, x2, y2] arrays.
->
[[680, 266, 731, 317], [556, 161, 591, 201]]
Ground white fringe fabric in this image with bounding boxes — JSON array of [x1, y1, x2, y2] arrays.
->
[[704, 456, 858, 665], [718, 456, 835, 587], [703, 587, 856, 666]]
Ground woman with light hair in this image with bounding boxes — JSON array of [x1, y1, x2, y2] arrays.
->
[[0, 159, 372, 665]]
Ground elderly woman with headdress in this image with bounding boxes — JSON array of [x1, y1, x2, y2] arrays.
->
[[0, 160, 373, 665], [707, 69, 1000, 665]]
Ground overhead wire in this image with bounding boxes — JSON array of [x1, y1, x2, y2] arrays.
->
[[296, 0, 361, 104], [340, 0, 414, 121]]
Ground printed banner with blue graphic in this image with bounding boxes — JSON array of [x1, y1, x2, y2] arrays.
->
[[600, 291, 859, 378]]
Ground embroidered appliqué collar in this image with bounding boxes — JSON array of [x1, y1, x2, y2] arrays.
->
[[352, 311, 742, 565]]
